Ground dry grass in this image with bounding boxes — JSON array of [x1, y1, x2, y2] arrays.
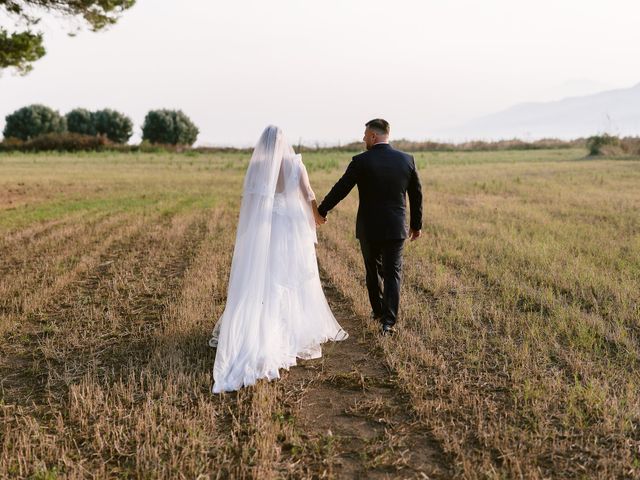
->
[[314, 153, 640, 478], [1, 148, 639, 478]]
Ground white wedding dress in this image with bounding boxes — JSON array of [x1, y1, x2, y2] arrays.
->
[[208, 125, 348, 393]]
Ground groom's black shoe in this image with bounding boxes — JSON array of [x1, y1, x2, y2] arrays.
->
[[380, 324, 396, 336], [370, 311, 382, 322]]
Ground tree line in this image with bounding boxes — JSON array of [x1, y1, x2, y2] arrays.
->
[[2, 104, 199, 147]]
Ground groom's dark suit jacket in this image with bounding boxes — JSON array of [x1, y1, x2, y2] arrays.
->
[[317, 143, 423, 240]]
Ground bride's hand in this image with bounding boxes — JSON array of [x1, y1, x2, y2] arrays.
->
[[312, 201, 327, 226]]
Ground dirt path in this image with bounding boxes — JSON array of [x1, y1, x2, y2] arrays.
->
[[283, 274, 453, 479]]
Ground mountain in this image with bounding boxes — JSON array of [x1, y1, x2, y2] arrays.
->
[[441, 83, 640, 140]]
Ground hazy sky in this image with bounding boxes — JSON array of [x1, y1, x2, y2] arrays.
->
[[1, 0, 639, 146]]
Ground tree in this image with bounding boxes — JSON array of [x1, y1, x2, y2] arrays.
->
[[142, 109, 199, 146], [66, 108, 97, 136], [3, 104, 66, 140], [94, 108, 133, 143], [0, 29, 46, 74], [0, 0, 136, 74]]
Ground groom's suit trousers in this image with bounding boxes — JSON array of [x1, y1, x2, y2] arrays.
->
[[359, 238, 404, 327]]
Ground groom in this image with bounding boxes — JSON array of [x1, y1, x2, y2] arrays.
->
[[317, 119, 423, 336]]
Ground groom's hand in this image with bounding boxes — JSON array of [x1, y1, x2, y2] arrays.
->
[[409, 228, 421, 241]]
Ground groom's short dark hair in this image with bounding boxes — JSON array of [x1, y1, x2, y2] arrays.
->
[[366, 118, 390, 135]]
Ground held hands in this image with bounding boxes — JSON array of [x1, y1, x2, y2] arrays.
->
[[312, 201, 327, 226], [409, 228, 422, 241]]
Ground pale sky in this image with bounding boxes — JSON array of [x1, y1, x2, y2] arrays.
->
[[1, 0, 639, 146]]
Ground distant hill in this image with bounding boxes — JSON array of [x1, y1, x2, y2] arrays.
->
[[441, 83, 640, 140]]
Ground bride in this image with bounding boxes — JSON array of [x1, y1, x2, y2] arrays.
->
[[208, 125, 348, 393]]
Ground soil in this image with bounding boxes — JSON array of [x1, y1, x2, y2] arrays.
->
[[283, 275, 453, 479]]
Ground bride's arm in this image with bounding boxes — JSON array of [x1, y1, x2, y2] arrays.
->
[[299, 160, 326, 225], [310, 199, 325, 225]]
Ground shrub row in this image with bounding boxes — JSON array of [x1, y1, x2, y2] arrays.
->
[[339, 137, 586, 152], [0, 132, 112, 152], [2, 104, 199, 147], [0, 134, 207, 153]]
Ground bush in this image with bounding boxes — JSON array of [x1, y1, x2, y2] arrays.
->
[[66, 108, 97, 136], [93, 109, 133, 143], [142, 109, 199, 146], [3, 104, 66, 140], [586, 134, 619, 156], [619, 137, 640, 156], [593, 136, 640, 157], [0, 137, 25, 149], [65, 108, 133, 143], [0, 132, 112, 152]]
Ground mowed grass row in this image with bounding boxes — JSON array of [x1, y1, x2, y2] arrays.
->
[[0, 211, 316, 478], [312, 152, 640, 478], [0, 151, 369, 478], [0, 157, 330, 478], [1, 149, 639, 478]]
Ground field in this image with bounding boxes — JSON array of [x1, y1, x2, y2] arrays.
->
[[1, 148, 639, 479]]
